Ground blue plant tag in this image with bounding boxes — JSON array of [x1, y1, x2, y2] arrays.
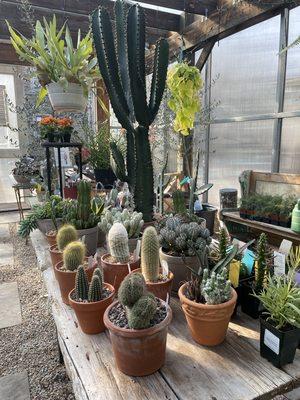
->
[[241, 250, 255, 275]]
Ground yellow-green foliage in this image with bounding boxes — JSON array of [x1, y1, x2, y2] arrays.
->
[[57, 224, 78, 251], [63, 241, 86, 271]]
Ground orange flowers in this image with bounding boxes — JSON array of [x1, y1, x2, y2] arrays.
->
[[39, 116, 73, 127], [40, 115, 57, 126], [57, 117, 72, 127]]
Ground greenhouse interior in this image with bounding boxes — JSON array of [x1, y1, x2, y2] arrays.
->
[[0, 1, 300, 399]]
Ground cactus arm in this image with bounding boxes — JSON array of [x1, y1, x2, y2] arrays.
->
[[92, 8, 133, 132], [110, 142, 127, 182], [149, 39, 169, 122], [127, 5, 150, 127]]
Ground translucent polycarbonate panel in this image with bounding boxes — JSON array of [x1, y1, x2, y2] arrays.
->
[[279, 117, 300, 173], [284, 7, 300, 111], [210, 16, 280, 119], [208, 120, 274, 206]]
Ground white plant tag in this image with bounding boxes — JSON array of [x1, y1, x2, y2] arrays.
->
[[279, 239, 293, 256], [133, 240, 141, 261], [161, 260, 169, 278], [88, 256, 93, 269], [274, 251, 286, 276], [127, 263, 132, 273], [264, 329, 280, 355]]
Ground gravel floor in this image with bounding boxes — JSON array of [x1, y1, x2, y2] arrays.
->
[[0, 224, 75, 400]]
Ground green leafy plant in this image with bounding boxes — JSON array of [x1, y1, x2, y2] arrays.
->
[[7, 16, 100, 105], [82, 121, 111, 170], [167, 62, 202, 136], [254, 233, 273, 293], [255, 274, 300, 330], [287, 246, 300, 272]]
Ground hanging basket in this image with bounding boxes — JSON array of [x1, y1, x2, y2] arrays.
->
[[46, 82, 87, 113]]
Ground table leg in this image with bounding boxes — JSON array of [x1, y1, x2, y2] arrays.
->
[[78, 146, 83, 179], [57, 147, 63, 198], [45, 147, 52, 195]]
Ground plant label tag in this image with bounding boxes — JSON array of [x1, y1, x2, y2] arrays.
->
[[88, 256, 93, 269], [274, 251, 286, 276], [133, 240, 141, 261], [279, 239, 293, 256], [264, 329, 280, 355], [127, 263, 131, 273], [161, 260, 169, 278]]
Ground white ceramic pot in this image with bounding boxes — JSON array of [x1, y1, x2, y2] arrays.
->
[[46, 82, 87, 112]]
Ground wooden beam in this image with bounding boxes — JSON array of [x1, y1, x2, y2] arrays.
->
[[0, 42, 28, 65], [196, 40, 216, 71], [135, 0, 218, 15], [146, 0, 300, 73]]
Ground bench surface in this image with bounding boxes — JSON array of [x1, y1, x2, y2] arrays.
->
[[31, 230, 300, 400]]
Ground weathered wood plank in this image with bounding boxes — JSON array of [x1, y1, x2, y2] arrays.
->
[[136, 0, 217, 15]]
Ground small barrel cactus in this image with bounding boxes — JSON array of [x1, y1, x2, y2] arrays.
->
[[75, 265, 89, 301], [63, 241, 86, 271], [118, 273, 156, 329], [201, 268, 231, 305], [141, 227, 160, 282], [88, 275, 103, 302], [108, 222, 130, 263], [57, 224, 78, 251]]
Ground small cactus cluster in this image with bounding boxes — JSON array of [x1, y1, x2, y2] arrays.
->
[[201, 268, 232, 305], [108, 222, 130, 263], [172, 190, 186, 215], [99, 208, 144, 239], [57, 224, 78, 251], [254, 233, 272, 293], [158, 216, 211, 257], [75, 266, 104, 302], [63, 241, 86, 271], [141, 227, 160, 282], [118, 273, 156, 329], [106, 188, 119, 207]]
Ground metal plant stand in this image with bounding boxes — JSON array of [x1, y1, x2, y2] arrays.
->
[[42, 142, 83, 198]]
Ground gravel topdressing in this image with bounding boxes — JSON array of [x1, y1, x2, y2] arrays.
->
[[0, 224, 74, 400]]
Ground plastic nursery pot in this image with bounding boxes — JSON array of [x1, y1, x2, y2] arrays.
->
[[68, 283, 115, 334], [194, 203, 217, 235], [100, 253, 140, 293], [76, 225, 98, 257], [104, 300, 172, 376], [45, 231, 57, 247], [178, 283, 237, 346], [260, 316, 300, 368], [55, 260, 96, 305], [94, 168, 116, 186], [159, 248, 199, 294], [129, 268, 174, 302], [240, 282, 261, 319]]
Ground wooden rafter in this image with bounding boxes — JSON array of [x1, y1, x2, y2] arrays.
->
[[196, 40, 215, 72], [136, 0, 218, 16]]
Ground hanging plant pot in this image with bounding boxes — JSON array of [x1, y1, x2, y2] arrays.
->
[[46, 82, 87, 113]]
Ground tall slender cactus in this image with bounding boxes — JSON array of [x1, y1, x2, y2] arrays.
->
[[92, 0, 169, 222]]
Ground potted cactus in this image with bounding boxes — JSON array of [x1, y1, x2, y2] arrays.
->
[[69, 267, 115, 334], [55, 241, 96, 304], [100, 223, 140, 291], [49, 224, 78, 269], [129, 227, 174, 301], [158, 216, 211, 292], [103, 273, 172, 376], [99, 208, 144, 252]]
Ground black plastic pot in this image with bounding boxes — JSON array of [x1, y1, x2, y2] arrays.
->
[[260, 316, 300, 368], [62, 132, 71, 143], [278, 217, 291, 228], [94, 168, 116, 187], [240, 282, 262, 319], [195, 203, 217, 235], [47, 132, 55, 142]]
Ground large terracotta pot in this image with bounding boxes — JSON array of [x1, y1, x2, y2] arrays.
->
[[178, 283, 237, 346], [45, 231, 57, 247], [129, 268, 173, 302], [55, 261, 96, 305], [104, 300, 172, 376], [46, 82, 87, 113], [69, 284, 115, 334], [101, 254, 140, 293], [159, 248, 199, 294], [77, 225, 98, 257]]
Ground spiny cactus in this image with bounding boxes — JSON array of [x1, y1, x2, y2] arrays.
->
[[99, 208, 143, 238], [107, 188, 119, 207], [108, 222, 130, 263], [93, 267, 103, 285], [118, 273, 156, 329], [63, 241, 86, 271], [218, 228, 228, 261], [75, 265, 89, 301], [88, 275, 103, 302], [201, 268, 232, 305], [254, 233, 271, 293], [92, 0, 169, 222], [172, 190, 186, 215], [141, 227, 160, 282], [57, 224, 78, 251], [77, 180, 92, 223]]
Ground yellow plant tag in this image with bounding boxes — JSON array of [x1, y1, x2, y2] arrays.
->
[[229, 260, 241, 288]]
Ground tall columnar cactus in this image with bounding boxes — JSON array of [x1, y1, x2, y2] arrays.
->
[[108, 222, 130, 263], [118, 273, 156, 329], [92, 0, 169, 222], [57, 224, 78, 251], [93, 267, 103, 284], [88, 275, 103, 302], [141, 227, 160, 282], [218, 228, 228, 261], [77, 180, 92, 224], [255, 233, 269, 293], [172, 190, 186, 215], [63, 241, 86, 271], [75, 265, 89, 301], [201, 268, 232, 305]]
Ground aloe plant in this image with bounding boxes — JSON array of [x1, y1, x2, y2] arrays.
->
[[92, 0, 169, 222]]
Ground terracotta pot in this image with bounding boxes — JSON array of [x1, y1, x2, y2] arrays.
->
[[63, 186, 78, 199], [77, 225, 98, 256], [69, 283, 115, 334], [49, 245, 63, 269], [159, 248, 199, 294], [129, 268, 173, 302], [141, 220, 155, 232], [45, 231, 57, 247], [37, 218, 63, 235], [178, 283, 237, 346], [55, 261, 96, 305], [101, 253, 140, 293], [104, 300, 172, 376]]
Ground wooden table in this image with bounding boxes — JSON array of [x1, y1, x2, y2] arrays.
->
[[31, 230, 300, 400]]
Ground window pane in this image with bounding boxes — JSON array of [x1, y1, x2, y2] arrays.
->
[[208, 120, 274, 206], [211, 16, 280, 119], [279, 117, 300, 173]]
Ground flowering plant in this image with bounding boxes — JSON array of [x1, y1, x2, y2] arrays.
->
[[39, 115, 57, 140]]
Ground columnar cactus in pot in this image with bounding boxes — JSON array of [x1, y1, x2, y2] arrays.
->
[[103, 273, 172, 376], [92, 0, 169, 222]]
